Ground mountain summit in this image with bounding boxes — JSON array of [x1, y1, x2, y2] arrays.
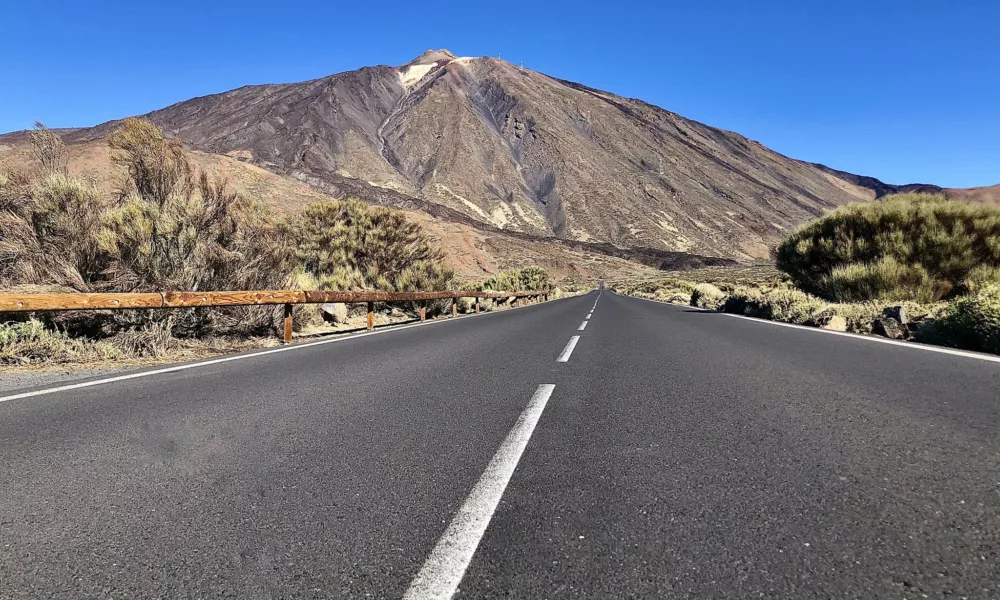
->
[[65, 52, 889, 259]]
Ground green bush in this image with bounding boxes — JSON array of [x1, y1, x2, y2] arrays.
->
[[921, 285, 1000, 354], [776, 194, 1000, 301], [817, 256, 944, 303], [722, 285, 826, 324], [723, 286, 768, 317], [288, 199, 453, 293], [690, 283, 727, 310]]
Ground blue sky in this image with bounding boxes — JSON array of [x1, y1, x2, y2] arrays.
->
[[2, 0, 998, 188]]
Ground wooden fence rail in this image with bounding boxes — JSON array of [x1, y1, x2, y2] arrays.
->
[[0, 289, 550, 342]]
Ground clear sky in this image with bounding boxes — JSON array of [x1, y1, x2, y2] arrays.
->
[[2, 0, 997, 188]]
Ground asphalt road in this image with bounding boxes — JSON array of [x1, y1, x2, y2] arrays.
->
[[1, 291, 998, 599]]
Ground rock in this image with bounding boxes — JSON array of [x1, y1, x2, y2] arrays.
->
[[882, 305, 907, 324], [872, 317, 907, 339], [320, 303, 348, 324], [818, 315, 847, 332], [906, 316, 931, 338]]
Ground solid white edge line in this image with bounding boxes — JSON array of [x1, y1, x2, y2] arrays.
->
[[403, 384, 556, 600], [627, 294, 1000, 365], [0, 296, 580, 405], [556, 336, 581, 363], [578, 321, 588, 331]]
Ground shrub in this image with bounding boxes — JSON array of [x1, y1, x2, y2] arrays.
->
[[0, 320, 121, 365], [655, 287, 691, 304], [817, 256, 944, 303], [921, 285, 1000, 354], [4, 118, 292, 339], [288, 199, 453, 292], [962, 264, 1000, 294], [0, 170, 105, 289], [723, 286, 768, 317], [776, 194, 1000, 301], [761, 287, 827, 324], [690, 283, 726, 310], [480, 266, 550, 292], [721, 285, 826, 324], [29, 122, 67, 174]]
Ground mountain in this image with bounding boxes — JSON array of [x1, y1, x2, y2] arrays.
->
[[8, 50, 995, 264], [57, 50, 878, 260]]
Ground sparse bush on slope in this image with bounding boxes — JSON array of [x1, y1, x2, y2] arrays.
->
[[922, 285, 1000, 354], [29, 121, 67, 174], [0, 170, 106, 290], [776, 194, 1000, 302]]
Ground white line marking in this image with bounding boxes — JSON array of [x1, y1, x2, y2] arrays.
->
[[578, 321, 588, 331], [628, 294, 1000, 365], [586, 313, 593, 319], [403, 384, 556, 600], [0, 297, 571, 405], [556, 336, 581, 363]]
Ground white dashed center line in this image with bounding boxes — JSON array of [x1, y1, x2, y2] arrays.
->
[[404, 384, 557, 600], [557, 336, 581, 363], [578, 321, 588, 331]]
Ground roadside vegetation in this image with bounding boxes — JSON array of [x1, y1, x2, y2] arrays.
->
[[617, 194, 1000, 355], [0, 120, 553, 366]]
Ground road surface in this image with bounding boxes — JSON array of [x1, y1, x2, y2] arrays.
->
[[1, 291, 998, 599]]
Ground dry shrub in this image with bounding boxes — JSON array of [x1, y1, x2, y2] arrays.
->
[[480, 267, 550, 292], [98, 119, 292, 335], [0, 170, 105, 289], [29, 122, 67, 174], [921, 285, 1000, 354], [690, 283, 726, 310], [0, 320, 121, 365]]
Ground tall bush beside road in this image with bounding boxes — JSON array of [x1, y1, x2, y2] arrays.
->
[[776, 194, 1000, 302]]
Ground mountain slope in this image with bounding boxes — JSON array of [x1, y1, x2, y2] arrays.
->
[[65, 50, 882, 260], [0, 137, 734, 284]]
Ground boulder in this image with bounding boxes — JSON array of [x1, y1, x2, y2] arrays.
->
[[872, 317, 907, 339], [320, 303, 348, 324], [882, 305, 907, 324], [818, 315, 847, 332]]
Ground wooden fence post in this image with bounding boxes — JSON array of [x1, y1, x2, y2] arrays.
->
[[283, 303, 293, 343], [420, 300, 427, 321], [475, 297, 480, 313], [367, 301, 374, 330], [452, 298, 458, 317]]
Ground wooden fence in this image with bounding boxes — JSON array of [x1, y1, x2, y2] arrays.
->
[[0, 289, 549, 342]]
